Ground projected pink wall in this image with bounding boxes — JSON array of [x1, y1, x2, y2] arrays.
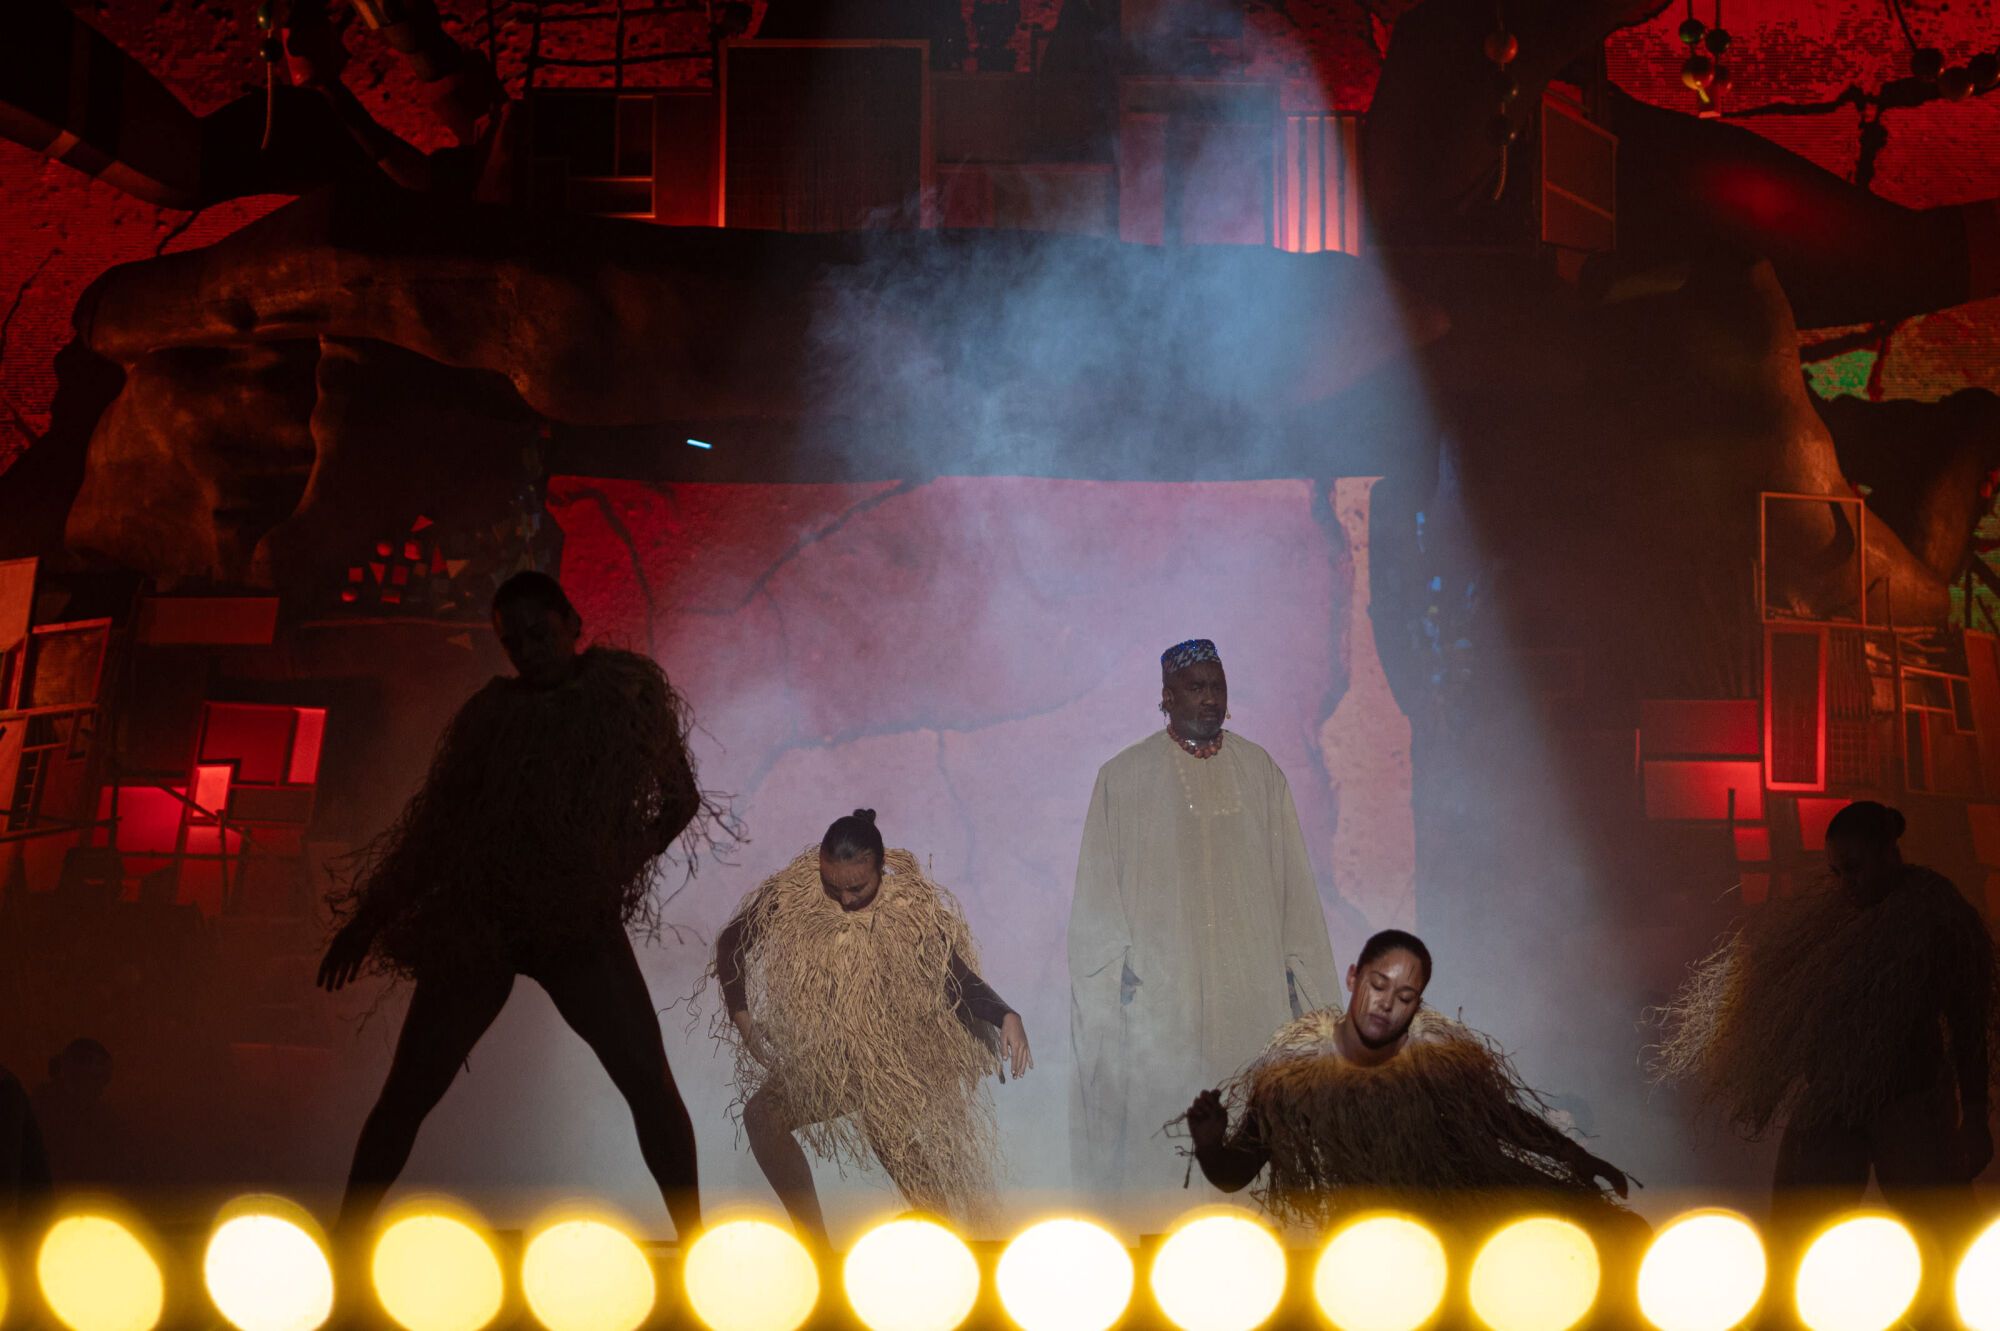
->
[[546, 472, 1415, 1218]]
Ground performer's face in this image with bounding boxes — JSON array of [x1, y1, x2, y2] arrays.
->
[[494, 601, 581, 687], [1345, 949, 1425, 1049], [1162, 661, 1228, 741], [819, 852, 883, 912], [1827, 833, 1901, 901]]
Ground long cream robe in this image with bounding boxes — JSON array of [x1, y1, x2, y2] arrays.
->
[[1068, 729, 1342, 1220]]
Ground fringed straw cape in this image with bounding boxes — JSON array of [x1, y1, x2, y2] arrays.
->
[[330, 646, 714, 979], [712, 847, 1002, 1224], [1652, 868, 1997, 1136], [1220, 1007, 1624, 1229]]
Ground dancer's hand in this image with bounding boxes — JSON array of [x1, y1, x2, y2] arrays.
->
[[317, 918, 374, 992], [999, 1013, 1033, 1079], [733, 1011, 775, 1067], [1186, 1089, 1229, 1153], [1584, 1153, 1631, 1199]]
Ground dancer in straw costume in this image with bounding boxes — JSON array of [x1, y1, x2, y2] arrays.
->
[[1653, 799, 1995, 1246], [319, 572, 724, 1245], [1185, 930, 1633, 1234], [714, 810, 1031, 1249]]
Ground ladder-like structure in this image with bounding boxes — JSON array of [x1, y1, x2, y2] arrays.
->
[[523, 0, 719, 89]]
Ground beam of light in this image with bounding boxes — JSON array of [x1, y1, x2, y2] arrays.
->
[[521, 1216, 656, 1331], [683, 1220, 820, 1331], [37, 1214, 166, 1331], [1468, 1217, 1601, 1331], [843, 1217, 981, 1331], [1150, 1212, 1287, 1331], [1313, 1214, 1449, 1331], [1956, 1215, 2000, 1331], [995, 1218, 1133, 1331], [371, 1211, 506, 1331], [203, 1200, 337, 1331], [686, 439, 713, 449], [1795, 1216, 1921, 1331], [1638, 1210, 1766, 1331]]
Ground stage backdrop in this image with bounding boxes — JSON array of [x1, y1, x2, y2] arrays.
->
[[382, 472, 1415, 1237]]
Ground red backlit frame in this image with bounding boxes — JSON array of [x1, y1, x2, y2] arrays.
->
[[1764, 624, 1828, 792]]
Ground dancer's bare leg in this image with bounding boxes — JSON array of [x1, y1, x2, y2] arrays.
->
[[535, 933, 702, 1242], [742, 1085, 830, 1255], [335, 968, 515, 1239]]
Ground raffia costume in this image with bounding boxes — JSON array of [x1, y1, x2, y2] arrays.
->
[[331, 646, 710, 979], [1218, 1007, 1627, 1229], [1653, 868, 1997, 1138], [712, 847, 1008, 1224], [1069, 729, 1343, 1213]]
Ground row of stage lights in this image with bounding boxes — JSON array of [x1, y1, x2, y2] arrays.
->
[[10, 1202, 2000, 1331]]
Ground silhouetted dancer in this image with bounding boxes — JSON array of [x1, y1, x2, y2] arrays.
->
[[0, 1065, 52, 1230], [319, 572, 723, 1245], [1655, 799, 1994, 1264]]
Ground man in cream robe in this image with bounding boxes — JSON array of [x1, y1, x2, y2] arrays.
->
[[1068, 639, 1342, 1226]]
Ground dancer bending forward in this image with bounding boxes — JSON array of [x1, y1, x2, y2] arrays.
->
[[714, 810, 1031, 1249]]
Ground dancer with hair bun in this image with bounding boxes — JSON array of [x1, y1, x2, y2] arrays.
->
[[1184, 929, 1633, 1233], [713, 810, 1030, 1248], [1655, 799, 1996, 1246]]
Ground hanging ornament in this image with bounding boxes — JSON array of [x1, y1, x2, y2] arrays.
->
[[1913, 47, 1945, 81], [1972, 52, 2000, 90], [1711, 64, 1734, 97], [1681, 53, 1716, 90], [1703, 26, 1731, 55], [1484, 29, 1519, 66], [1941, 65, 1975, 100], [1678, 17, 1706, 45]]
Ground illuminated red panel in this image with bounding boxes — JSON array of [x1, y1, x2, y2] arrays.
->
[[199, 704, 294, 784], [1641, 700, 1760, 757], [1971, 804, 2000, 868], [95, 785, 185, 854], [1642, 759, 1766, 821], [1796, 796, 1851, 851], [288, 708, 326, 785], [183, 826, 244, 856], [1741, 871, 1770, 906], [1765, 627, 1828, 791], [1733, 825, 1771, 863], [189, 763, 232, 822]]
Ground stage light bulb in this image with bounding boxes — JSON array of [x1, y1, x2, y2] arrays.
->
[[683, 1220, 820, 1331], [996, 1218, 1133, 1331], [1637, 1210, 1765, 1331], [37, 1214, 166, 1331], [1795, 1216, 1920, 1331], [372, 1212, 506, 1331], [1151, 1212, 1286, 1331], [1468, 1217, 1600, 1331], [1956, 1215, 2000, 1331], [1314, 1215, 1449, 1331], [205, 1207, 336, 1331], [521, 1217, 656, 1331], [844, 1217, 981, 1331]]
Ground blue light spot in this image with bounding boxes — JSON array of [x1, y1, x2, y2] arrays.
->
[[686, 438, 713, 450], [1428, 576, 1443, 592]]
